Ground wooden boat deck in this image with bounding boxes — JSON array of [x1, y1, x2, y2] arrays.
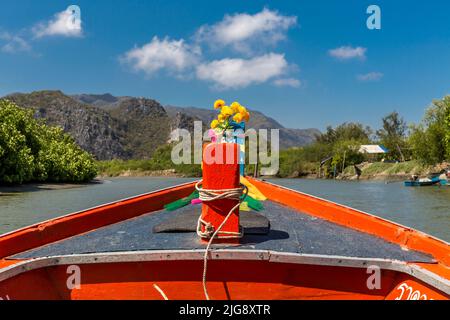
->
[[12, 200, 434, 263]]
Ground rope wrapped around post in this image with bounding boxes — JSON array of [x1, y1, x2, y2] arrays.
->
[[195, 180, 248, 300]]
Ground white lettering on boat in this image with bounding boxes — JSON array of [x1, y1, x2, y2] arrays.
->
[[0, 294, 10, 300], [394, 283, 432, 300], [66, 265, 81, 290], [366, 265, 381, 290]]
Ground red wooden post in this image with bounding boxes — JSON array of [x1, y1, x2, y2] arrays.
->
[[201, 142, 240, 243]]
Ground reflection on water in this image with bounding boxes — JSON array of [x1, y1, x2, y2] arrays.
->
[[268, 179, 450, 242], [0, 177, 195, 235], [0, 177, 448, 242]]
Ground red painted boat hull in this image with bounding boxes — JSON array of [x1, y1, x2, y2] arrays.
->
[[0, 179, 448, 300], [0, 256, 447, 300]]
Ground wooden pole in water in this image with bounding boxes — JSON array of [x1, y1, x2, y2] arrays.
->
[[253, 141, 259, 178], [342, 151, 346, 173]]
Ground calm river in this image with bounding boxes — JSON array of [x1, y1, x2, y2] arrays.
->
[[0, 177, 449, 242]]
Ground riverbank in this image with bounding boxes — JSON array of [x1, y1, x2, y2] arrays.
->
[[0, 180, 104, 195], [338, 161, 449, 181], [96, 168, 183, 179], [96, 157, 202, 178], [95, 160, 449, 181]]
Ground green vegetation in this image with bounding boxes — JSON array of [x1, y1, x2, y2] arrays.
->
[[275, 95, 450, 178], [97, 96, 450, 179], [0, 100, 97, 184], [97, 144, 202, 177], [342, 160, 428, 177], [272, 122, 371, 178], [377, 111, 408, 161], [6, 93, 447, 181], [409, 96, 450, 165]]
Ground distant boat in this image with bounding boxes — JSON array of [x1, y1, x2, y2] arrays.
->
[[0, 177, 449, 300], [404, 176, 442, 187]]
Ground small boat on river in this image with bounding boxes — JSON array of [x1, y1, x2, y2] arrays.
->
[[0, 102, 449, 300], [0, 174, 449, 300], [404, 176, 443, 187]]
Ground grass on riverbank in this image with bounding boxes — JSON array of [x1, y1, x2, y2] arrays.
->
[[341, 160, 431, 179], [96, 139, 441, 180], [96, 144, 202, 178], [97, 159, 435, 180], [96, 159, 202, 178]]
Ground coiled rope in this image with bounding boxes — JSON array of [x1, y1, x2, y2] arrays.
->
[[195, 180, 248, 300]]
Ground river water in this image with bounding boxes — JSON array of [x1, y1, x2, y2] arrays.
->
[[268, 179, 450, 242], [0, 177, 448, 242]]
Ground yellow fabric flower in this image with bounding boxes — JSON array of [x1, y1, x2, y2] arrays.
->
[[214, 99, 225, 109], [218, 114, 225, 122], [230, 101, 240, 113], [221, 106, 233, 117], [211, 119, 219, 129], [233, 113, 244, 123], [238, 105, 247, 114], [243, 110, 250, 122]]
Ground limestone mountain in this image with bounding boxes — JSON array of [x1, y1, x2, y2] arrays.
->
[[1, 91, 320, 160], [165, 105, 320, 149], [4, 91, 129, 160], [108, 97, 171, 159]]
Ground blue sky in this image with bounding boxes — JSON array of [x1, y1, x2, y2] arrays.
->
[[0, 0, 449, 130]]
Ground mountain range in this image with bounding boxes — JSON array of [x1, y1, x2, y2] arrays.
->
[[2, 91, 320, 160]]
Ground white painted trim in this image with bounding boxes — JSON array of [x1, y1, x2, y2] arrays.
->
[[1, 250, 449, 295]]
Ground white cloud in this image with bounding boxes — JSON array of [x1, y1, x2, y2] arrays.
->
[[357, 72, 383, 82], [0, 32, 31, 53], [273, 77, 301, 88], [196, 53, 288, 89], [119, 8, 299, 89], [329, 46, 366, 60], [33, 7, 83, 38], [196, 8, 297, 53], [121, 36, 200, 76]]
